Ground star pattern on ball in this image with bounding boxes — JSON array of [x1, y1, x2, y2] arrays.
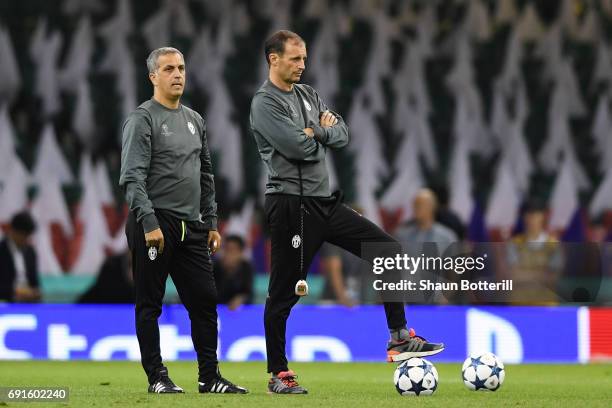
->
[[419, 361, 435, 376], [410, 377, 425, 395], [490, 363, 503, 378], [469, 357, 482, 369], [471, 375, 488, 390], [487, 363, 503, 390]]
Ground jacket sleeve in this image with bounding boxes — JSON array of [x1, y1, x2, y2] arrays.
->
[[119, 110, 159, 233], [309, 87, 349, 149], [250, 93, 321, 161], [198, 115, 218, 230]]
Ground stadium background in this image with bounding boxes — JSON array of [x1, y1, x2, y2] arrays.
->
[[1, 0, 612, 364]]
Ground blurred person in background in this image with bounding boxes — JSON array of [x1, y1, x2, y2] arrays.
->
[[318, 243, 358, 307], [506, 200, 562, 304], [395, 189, 458, 247], [78, 252, 135, 304], [589, 214, 612, 278], [560, 213, 612, 303], [319, 241, 379, 307], [0, 211, 41, 302], [395, 189, 458, 303], [511, 200, 557, 244], [589, 213, 611, 244], [433, 185, 466, 241], [213, 235, 254, 310]]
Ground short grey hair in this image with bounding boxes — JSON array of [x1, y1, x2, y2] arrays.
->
[[146, 47, 184, 74]]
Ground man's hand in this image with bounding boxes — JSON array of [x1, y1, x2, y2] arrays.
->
[[208, 230, 221, 254], [145, 228, 164, 253], [320, 110, 338, 128], [303, 127, 314, 138], [14, 287, 41, 302], [338, 295, 356, 308], [228, 295, 246, 311]]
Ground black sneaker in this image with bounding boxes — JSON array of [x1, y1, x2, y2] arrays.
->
[[386, 328, 445, 362], [267, 370, 308, 394], [148, 368, 184, 393], [199, 375, 248, 394]]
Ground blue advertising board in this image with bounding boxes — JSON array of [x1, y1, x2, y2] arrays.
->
[[0, 304, 583, 363]]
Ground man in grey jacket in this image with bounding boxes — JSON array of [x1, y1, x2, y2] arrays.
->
[[120, 47, 247, 395], [250, 31, 444, 394]]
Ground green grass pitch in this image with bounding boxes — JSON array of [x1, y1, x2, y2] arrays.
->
[[0, 361, 611, 407]]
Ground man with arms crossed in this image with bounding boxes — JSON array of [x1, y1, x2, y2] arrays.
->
[[120, 47, 247, 395], [250, 31, 444, 394]]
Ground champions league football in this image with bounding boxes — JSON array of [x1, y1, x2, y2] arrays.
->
[[393, 358, 439, 396], [462, 352, 506, 391], [393, 353, 505, 397]]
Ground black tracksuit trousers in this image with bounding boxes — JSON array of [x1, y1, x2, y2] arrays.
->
[[126, 209, 219, 384], [264, 193, 407, 374]]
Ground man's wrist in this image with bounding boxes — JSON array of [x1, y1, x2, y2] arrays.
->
[[142, 213, 160, 233], [200, 215, 218, 230], [312, 125, 328, 143]]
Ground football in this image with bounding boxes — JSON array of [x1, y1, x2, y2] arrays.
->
[[462, 352, 505, 391], [393, 357, 439, 396]]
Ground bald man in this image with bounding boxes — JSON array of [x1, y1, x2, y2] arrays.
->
[[396, 189, 457, 246], [395, 190, 458, 304]]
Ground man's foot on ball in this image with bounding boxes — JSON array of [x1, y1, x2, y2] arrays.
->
[[148, 367, 184, 393], [268, 370, 308, 394], [387, 328, 445, 362]]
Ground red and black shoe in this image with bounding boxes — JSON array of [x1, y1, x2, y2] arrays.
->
[[386, 328, 445, 362], [267, 370, 308, 394]]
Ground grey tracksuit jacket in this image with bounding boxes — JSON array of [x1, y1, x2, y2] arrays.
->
[[250, 80, 349, 197], [119, 98, 218, 233]]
